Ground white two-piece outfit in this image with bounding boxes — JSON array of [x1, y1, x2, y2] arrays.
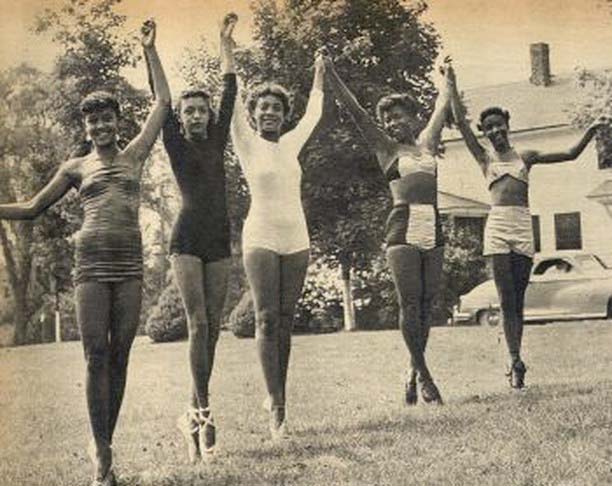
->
[[231, 87, 323, 255], [482, 149, 535, 258]]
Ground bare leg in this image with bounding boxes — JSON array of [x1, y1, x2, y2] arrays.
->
[[420, 246, 444, 354], [76, 282, 112, 479], [244, 249, 282, 407], [202, 258, 230, 393], [278, 250, 309, 405], [108, 279, 142, 442], [386, 246, 431, 381], [172, 255, 211, 409], [492, 254, 521, 362], [510, 252, 532, 352]]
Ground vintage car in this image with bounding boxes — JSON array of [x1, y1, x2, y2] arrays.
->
[[452, 251, 612, 326]]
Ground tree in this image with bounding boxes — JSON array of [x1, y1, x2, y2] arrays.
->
[[29, 0, 162, 338], [567, 68, 612, 169], [243, 0, 442, 328], [0, 65, 71, 345]]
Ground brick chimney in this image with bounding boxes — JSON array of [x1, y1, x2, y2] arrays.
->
[[530, 43, 551, 86]]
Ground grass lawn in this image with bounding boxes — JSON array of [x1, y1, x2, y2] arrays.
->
[[1, 320, 611, 486]]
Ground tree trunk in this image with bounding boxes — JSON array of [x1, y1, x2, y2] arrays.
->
[[340, 261, 356, 331], [0, 222, 33, 346], [12, 290, 29, 346]]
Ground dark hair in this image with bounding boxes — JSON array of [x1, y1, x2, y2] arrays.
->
[[478, 106, 510, 131], [376, 93, 419, 123], [80, 91, 120, 117], [246, 83, 293, 121]]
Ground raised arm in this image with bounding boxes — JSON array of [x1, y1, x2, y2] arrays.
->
[[284, 49, 326, 148], [326, 59, 394, 161], [523, 117, 609, 166], [216, 13, 238, 136], [447, 63, 488, 170], [0, 163, 74, 220], [418, 62, 452, 154], [230, 85, 254, 163], [125, 20, 171, 162]]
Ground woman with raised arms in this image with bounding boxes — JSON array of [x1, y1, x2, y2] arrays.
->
[[0, 20, 170, 485], [230, 48, 327, 440], [448, 64, 606, 389], [148, 13, 237, 462], [325, 56, 453, 405]]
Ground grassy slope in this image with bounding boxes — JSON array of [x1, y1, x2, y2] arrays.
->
[[0, 321, 611, 486]]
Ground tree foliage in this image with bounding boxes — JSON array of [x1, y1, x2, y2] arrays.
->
[[567, 68, 612, 169], [244, 0, 442, 270], [0, 65, 72, 344], [0, 0, 167, 344]]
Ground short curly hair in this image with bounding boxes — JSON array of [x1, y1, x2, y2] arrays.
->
[[246, 83, 293, 121], [175, 89, 215, 132], [478, 106, 510, 131], [376, 93, 419, 123], [80, 91, 120, 117]]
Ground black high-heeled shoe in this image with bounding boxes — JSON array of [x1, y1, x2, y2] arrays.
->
[[405, 374, 418, 406], [507, 360, 527, 389], [420, 378, 443, 405]]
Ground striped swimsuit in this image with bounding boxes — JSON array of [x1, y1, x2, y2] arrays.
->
[[73, 155, 142, 283]]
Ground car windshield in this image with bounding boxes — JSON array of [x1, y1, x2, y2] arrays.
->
[[574, 254, 607, 272]]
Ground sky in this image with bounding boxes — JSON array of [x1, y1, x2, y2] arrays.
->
[[1, 0, 612, 89]]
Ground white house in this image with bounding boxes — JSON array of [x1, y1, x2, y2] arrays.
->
[[439, 43, 612, 263]]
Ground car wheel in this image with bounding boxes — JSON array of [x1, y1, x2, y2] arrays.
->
[[607, 299, 612, 319], [477, 309, 500, 327]]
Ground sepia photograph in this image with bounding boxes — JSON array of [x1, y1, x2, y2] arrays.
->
[[0, 1, 611, 485]]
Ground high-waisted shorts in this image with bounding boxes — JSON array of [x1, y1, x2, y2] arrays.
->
[[484, 205, 534, 257], [384, 204, 443, 250]]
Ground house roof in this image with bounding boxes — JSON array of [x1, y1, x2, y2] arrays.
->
[[587, 178, 612, 200], [444, 69, 608, 140]]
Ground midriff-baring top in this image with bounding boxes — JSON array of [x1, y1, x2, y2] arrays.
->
[[484, 148, 529, 189], [74, 156, 142, 283], [387, 151, 438, 205]]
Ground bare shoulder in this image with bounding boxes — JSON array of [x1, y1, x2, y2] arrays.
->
[[61, 156, 85, 181]]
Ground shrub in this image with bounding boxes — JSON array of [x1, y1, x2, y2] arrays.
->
[[352, 255, 398, 330], [442, 219, 489, 317], [26, 291, 79, 344], [227, 290, 254, 338], [295, 259, 343, 333], [227, 258, 344, 338], [145, 282, 187, 343]]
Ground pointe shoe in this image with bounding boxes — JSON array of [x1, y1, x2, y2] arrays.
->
[[176, 409, 201, 464], [420, 378, 444, 405], [197, 407, 216, 459]]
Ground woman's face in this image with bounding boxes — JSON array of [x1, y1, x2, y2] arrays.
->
[[381, 105, 417, 144], [253, 94, 286, 136], [179, 96, 210, 139], [84, 108, 118, 148], [481, 113, 510, 151]]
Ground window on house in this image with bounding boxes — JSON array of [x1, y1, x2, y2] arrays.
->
[[554, 212, 582, 250], [531, 215, 541, 253]]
